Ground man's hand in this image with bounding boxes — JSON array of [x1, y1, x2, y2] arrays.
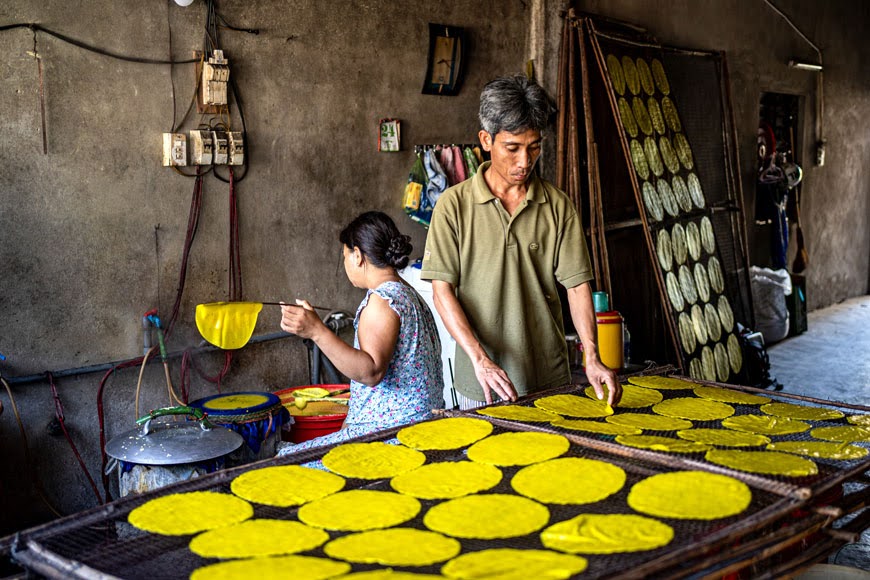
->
[[583, 357, 621, 407], [472, 357, 518, 405]]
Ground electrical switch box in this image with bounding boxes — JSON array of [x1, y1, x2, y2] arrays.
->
[[212, 130, 229, 165], [202, 50, 229, 106], [162, 132, 187, 166], [228, 131, 244, 165], [190, 130, 213, 165]]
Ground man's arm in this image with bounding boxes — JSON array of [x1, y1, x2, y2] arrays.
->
[[566, 283, 621, 406], [431, 280, 518, 404]]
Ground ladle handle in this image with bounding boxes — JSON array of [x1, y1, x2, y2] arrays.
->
[[136, 406, 216, 435]]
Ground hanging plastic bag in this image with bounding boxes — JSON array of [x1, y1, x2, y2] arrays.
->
[[749, 266, 792, 344], [403, 154, 427, 212]]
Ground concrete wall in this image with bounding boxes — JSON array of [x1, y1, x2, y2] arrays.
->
[[0, 0, 530, 534], [1, 0, 869, 535]]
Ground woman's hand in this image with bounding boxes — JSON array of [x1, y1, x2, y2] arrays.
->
[[280, 300, 326, 339]]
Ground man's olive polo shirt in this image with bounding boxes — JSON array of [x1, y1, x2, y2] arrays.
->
[[421, 162, 593, 401]]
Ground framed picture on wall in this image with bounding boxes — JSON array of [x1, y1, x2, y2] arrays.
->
[[422, 24, 465, 96]]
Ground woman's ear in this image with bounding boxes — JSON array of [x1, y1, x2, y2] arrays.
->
[[352, 247, 364, 268]]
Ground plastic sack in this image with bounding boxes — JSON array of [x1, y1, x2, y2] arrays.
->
[[749, 266, 792, 344]]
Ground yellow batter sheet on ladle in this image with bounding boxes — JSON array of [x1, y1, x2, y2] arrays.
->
[[424, 494, 550, 539], [510, 457, 626, 504], [230, 465, 345, 507], [298, 490, 421, 531], [540, 514, 674, 554], [440, 548, 588, 579], [627, 471, 752, 519], [397, 417, 492, 450], [189, 519, 329, 558], [322, 442, 426, 479], [128, 491, 253, 536], [190, 555, 350, 580], [705, 449, 818, 477], [390, 461, 502, 499], [195, 301, 263, 350], [466, 432, 570, 466], [476, 405, 561, 422], [324, 528, 461, 566]]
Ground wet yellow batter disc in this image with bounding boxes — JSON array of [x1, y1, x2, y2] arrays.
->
[[397, 417, 493, 450], [190, 555, 350, 580], [128, 491, 253, 536], [511, 457, 626, 504], [551, 418, 641, 436], [298, 490, 421, 531], [322, 442, 426, 479], [653, 398, 735, 421], [606, 413, 693, 431], [615, 434, 712, 453], [424, 494, 550, 539], [195, 301, 263, 350], [628, 471, 752, 519], [766, 441, 868, 460], [534, 394, 614, 417], [848, 414, 870, 426], [693, 386, 771, 406], [390, 461, 502, 499], [441, 548, 587, 580], [628, 375, 695, 390], [760, 402, 845, 421], [676, 428, 770, 447], [230, 465, 345, 507], [584, 385, 663, 408], [189, 519, 329, 558], [476, 405, 561, 422], [324, 528, 461, 566], [705, 449, 818, 477], [722, 414, 811, 435], [466, 432, 570, 466], [540, 514, 674, 554], [810, 425, 870, 443]]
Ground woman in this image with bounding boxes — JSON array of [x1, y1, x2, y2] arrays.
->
[[277, 211, 443, 454]]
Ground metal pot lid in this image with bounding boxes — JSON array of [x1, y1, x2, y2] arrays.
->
[[106, 407, 244, 466]]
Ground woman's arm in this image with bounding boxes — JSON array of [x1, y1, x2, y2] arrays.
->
[[281, 297, 399, 386]]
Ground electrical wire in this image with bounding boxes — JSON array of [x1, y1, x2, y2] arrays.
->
[[1, 376, 64, 518], [133, 347, 156, 420], [164, 169, 205, 338]]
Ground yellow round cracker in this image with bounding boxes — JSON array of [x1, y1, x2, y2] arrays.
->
[[424, 494, 549, 539], [606, 54, 626, 95], [651, 59, 670, 94], [705, 449, 818, 477], [618, 97, 638, 138], [687, 172, 705, 209], [661, 96, 682, 133], [760, 402, 845, 422], [324, 528, 461, 566], [622, 56, 640, 95], [722, 414, 811, 435], [298, 490, 420, 531], [323, 442, 426, 479], [337, 572, 444, 580], [767, 441, 868, 460], [628, 471, 751, 520], [645, 136, 665, 177], [397, 417, 493, 450], [606, 413, 693, 431], [653, 398, 735, 421], [476, 405, 560, 422], [628, 375, 695, 390], [677, 428, 770, 447], [128, 491, 252, 536], [534, 394, 613, 418], [693, 386, 770, 406], [231, 465, 345, 507], [390, 461, 502, 499], [541, 514, 674, 554], [659, 136, 680, 175], [615, 434, 712, 453], [630, 140, 650, 180], [190, 555, 350, 580], [466, 432, 570, 466], [633, 97, 653, 136], [648, 97, 666, 135], [637, 58, 655, 96], [644, 180, 664, 222], [512, 457, 626, 504], [584, 384, 662, 408], [551, 418, 642, 436], [190, 519, 329, 559], [441, 548, 587, 580], [848, 414, 870, 426], [810, 425, 870, 443]]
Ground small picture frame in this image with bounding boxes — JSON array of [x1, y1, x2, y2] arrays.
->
[[378, 119, 401, 152], [422, 24, 465, 96]]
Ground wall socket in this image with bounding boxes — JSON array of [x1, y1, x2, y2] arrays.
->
[[162, 133, 187, 166]]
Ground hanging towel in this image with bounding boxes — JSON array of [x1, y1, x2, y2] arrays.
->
[[462, 146, 479, 178], [438, 146, 459, 186], [472, 146, 484, 164], [451, 146, 467, 183], [423, 149, 448, 206]]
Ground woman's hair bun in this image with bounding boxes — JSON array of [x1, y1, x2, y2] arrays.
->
[[385, 234, 412, 269]]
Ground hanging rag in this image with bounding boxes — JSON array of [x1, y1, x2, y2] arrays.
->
[[451, 146, 467, 183], [463, 146, 480, 177], [424, 149, 448, 206], [438, 146, 459, 186]]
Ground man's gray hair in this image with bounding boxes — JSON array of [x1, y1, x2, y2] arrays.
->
[[479, 74, 555, 136]]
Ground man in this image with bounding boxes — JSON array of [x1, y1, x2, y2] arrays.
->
[[420, 74, 621, 409]]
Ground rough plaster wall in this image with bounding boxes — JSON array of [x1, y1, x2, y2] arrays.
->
[[0, 0, 529, 533], [573, 0, 870, 310]]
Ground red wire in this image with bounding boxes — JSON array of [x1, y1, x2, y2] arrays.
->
[[97, 358, 141, 502], [166, 169, 204, 338]]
